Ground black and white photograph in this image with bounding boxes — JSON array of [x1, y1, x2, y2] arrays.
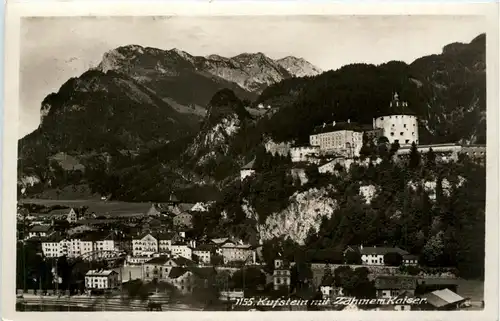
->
[[2, 2, 499, 319]]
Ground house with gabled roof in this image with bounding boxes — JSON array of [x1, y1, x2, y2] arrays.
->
[[28, 225, 53, 239], [167, 267, 195, 293], [85, 269, 119, 290], [132, 233, 158, 256], [173, 212, 193, 229], [190, 202, 209, 212], [145, 204, 161, 217], [220, 242, 256, 265], [192, 244, 217, 264], [240, 158, 256, 181], [142, 255, 196, 282], [344, 245, 411, 266], [47, 208, 78, 223], [170, 242, 193, 260], [421, 288, 466, 310], [374, 276, 417, 299]]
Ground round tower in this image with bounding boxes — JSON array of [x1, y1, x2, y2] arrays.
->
[[373, 93, 418, 146]]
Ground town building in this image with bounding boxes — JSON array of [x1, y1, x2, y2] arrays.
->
[[145, 204, 161, 217], [173, 213, 193, 229], [240, 159, 256, 181], [190, 202, 210, 212], [289, 146, 321, 163], [85, 269, 119, 290], [372, 93, 419, 146], [28, 225, 53, 239], [264, 140, 292, 157], [421, 288, 466, 310], [309, 120, 364, 157], [402, 254, 419, 266], [170, 243, 193, 260], [41, 235, 119, 259], [193, 244, 215, 264], [344, 245, 411, 266], [320, 285, 344, 300], [126, 254, 157, 265], [273, 259, 291, 291], [220, 242, 256, 265], [132, 233, 158, 256], [67, 225, 95, 236], [142, 256, 195, 282], [167, 268, 196, 294], [48, 208, 79, 223], [158, 234, 174, 253], [374, 276, 417, 299]]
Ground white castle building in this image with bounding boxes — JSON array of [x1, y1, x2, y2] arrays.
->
[[309, 120, 364, 158], [373, 93, 419, 146]]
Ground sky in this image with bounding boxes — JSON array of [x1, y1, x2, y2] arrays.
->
[[19, 15, 487, 138]]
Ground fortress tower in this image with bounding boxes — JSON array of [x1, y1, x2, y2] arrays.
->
[[372, 93, 419, 146]]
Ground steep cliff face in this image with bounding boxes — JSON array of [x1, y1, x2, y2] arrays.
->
[[258, 185, 338, 245], [185, 89, 251, 165], [410, 34, 486, 144]]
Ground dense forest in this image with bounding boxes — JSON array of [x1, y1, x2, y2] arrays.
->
[[192, 141, 485, 280]]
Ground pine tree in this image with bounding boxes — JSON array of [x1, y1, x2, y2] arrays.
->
[[426, 148, 436, 169], [390, 141, 400, 155], [408, 142, 421, 169]]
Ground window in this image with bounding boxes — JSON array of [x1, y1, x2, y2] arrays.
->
[[390, 132, 394, 136], [400, 132, 404, 136], [405, 140, 410, 144], [404, 124, 407, 128], [395, 140, 399, 144]]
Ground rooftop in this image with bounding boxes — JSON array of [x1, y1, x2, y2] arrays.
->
[[241, 158, 256, 170], [168, 267, 188, 279], [47, 208, 73, 216], [29, 225, 52, 232], [349, 245, 410, 256], [311, 121, 370, 135], [193, 244, 216, 252], [171, 256, 195, 267], [85, 269, 117, 277], [144, 256, 170, 265], [422, 288, 465, 308], [211, 238, 230, 245], [188, 267, 216, 279]]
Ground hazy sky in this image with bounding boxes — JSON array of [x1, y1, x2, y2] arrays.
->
[[19, 15, 486, 138]]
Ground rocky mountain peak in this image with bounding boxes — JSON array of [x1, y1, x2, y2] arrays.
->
[[205, 89, 250, 127], [276, 56, 323, 77]]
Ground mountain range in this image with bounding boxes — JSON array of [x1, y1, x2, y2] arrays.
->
[[18, 34, 486, 201]]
